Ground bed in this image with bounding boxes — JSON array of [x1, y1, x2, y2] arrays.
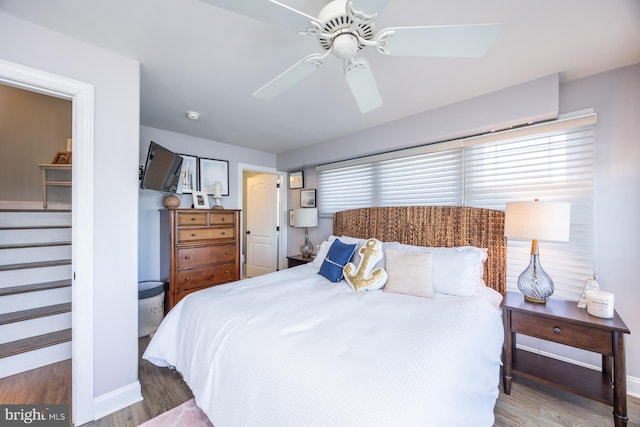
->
[[144, 206, 507, 426]]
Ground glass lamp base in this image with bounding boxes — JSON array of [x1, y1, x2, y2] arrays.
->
[[517, 254, 554, 304], [300, 228, 313, 258]]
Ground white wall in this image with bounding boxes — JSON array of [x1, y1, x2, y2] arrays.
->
[[278, 64, 640, 387], [138, 126, 276, 282], [0, 10, 140, 418]]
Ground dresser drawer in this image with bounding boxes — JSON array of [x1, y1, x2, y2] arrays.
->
[[511, 311, 612, 354], [176, 263, 237, 291], [177, 244, 236, 268], [210, 213, 236, 225], [177, 212, 207, 226], [177, 227, 235, 242]]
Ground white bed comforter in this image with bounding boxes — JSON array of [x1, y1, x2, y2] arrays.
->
[[143, 265, 504, 427]]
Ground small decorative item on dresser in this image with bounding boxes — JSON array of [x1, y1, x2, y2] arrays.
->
[[163, 194, 181, 208], [577, 275, 600, 308], [504, 199, 571, 303], [586, 290, 614, 318], [192, 191, 210, 209], [212, 181, 223, 209], [52, 151, 72, 164]]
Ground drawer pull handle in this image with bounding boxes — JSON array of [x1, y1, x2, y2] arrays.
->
[[224, 250, 230, 255], [208, 275, 214, 280], [190, 233, 196, 237], [225, 270, 230, 275], [553, 327, 562, 334], [221, 217, 225, 221], [184, 255, 191, 260], [190, 217, 197, 221], [185, 277, 190, 282], [220, 231, 226, 235]]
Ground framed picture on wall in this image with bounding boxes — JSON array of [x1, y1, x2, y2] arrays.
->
[[289, 171, 304, 189], [300, 189, 316, 208], [178, 154, 197, 194], [199, 157, 229, 196]]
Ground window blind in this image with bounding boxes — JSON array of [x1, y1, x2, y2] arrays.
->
[[316, 113, 596, 300]]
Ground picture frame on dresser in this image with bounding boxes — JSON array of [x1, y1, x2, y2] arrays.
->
[[192, 191, 209, 209], [52, 151, 72, 164], [199, 157, 229, 196]]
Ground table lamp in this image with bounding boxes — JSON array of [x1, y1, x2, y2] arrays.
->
[[294, 208, 318, 258], [504, 199, 571, 303]]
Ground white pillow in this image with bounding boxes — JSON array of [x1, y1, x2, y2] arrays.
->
[[311, 235, 338, 271], [343, 238, 388, 291], [383, 249, 434, 298], [384, 243, 487, 297]]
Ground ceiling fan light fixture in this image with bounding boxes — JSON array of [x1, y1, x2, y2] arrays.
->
[[332, 33, 359, 60]]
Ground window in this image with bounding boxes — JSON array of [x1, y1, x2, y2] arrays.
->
[[317, 113, 596, 300]]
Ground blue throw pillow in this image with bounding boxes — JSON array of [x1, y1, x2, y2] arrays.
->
[[318, 239, 357, 282]]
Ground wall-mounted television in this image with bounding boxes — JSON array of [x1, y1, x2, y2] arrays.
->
[[140, 141, 183, 193]]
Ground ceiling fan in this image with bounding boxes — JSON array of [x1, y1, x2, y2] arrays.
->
[[199, 0, 500, 113]]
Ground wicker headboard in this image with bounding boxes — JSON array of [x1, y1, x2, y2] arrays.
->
[[333, 206, 507, 294]]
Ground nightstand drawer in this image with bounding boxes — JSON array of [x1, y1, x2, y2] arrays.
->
[[177, 244, 236, 268], [511, 311, 612, 354], [176, 263, 237, 291], [178, 227, 235, 242]]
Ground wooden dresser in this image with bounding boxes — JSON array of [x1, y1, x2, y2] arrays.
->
[[161, 208, 241, 311]]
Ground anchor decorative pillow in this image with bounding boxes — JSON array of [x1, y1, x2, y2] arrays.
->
[[343, 238, 388, 291]]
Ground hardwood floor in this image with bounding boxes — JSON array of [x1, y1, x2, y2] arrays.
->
[[1, 338, 639, 426]]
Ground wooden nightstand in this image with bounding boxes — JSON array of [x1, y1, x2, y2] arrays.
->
[[502, 290, 631, 427], [286, 254, 315, 268]]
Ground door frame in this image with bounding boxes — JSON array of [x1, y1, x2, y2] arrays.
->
[[237, 163, 287, 271], [0, 59, 95, 425]]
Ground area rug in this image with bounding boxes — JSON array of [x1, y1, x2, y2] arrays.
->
[[138, 398, 213, 427]]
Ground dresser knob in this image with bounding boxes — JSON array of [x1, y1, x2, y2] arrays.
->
[[185, 277, 190, 282], [190, 233, 196, 237], [221, 217, 225, 221], [184, 255, 191, 260], [225, 270, 230, 275], [224, 250, 230, 255], [190, 217, 196, 221], [553, 327, 562, 334], [220, 231, 226, 235]]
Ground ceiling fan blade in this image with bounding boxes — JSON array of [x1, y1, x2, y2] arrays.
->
[[377, 23, 500, 57], [350, 0, 389, 14], [344, 58, 383, 114], [199, 0, 321, 33], [253, 54, 326, 99]]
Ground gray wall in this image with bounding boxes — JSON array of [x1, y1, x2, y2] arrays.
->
[[279, 64, 640, 385], [0, 9, 141, 415], [0, 84, 71, 202]]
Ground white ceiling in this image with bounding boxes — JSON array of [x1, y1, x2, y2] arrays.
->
[[2, 0, 639, 153]]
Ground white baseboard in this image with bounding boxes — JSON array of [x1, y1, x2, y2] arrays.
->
[[517, 344, 640, 398], [93, 381, 143, 421]]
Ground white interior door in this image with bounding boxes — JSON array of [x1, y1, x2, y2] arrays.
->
[[246, 173, 279, 277]]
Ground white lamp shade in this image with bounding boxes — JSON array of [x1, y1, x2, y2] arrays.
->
[[505, 201, 571, 242], [294, 208, 318, 228]]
